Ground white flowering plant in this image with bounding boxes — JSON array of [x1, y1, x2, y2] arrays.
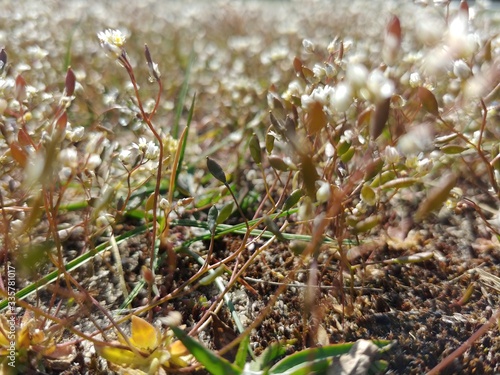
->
[[1, 1, 499, 374]]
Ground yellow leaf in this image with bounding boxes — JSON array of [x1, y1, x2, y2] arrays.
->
[[97, 345, 147, 367], [168, 340, 188, 357], [0, 316, 11, 348], [130, 316, 159, 351]]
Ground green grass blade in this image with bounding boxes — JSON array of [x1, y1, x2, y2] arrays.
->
[[172, 50, 194, 139], [251, 341, 289, 371], [171, 326, 242, 375], [234, 333, 251, 369], [269, 341, 392, 374], [269, 343, 355, 374], [63, 20, 78, 70]]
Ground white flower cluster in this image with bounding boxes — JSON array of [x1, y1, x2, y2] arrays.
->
[[97, 29, 127, 58], [132, 137, 160, 160]]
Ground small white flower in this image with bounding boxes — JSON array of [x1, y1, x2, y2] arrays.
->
[[316, 181, 331, 204], [453, 60, 471, 80], [159, 198, 170, 210], [325, 142, 335, 158], [145, 141, 159, 160], [97, 29, 127, 58], [366, 69, 395, 103], [324, 63, 337, 78], [417, 157, 433, 174], [148, 62, 161, 81], [119, 149, 133, 164], [384, 146, 400, 165], [312, 64, 326, 80], [301, 86, 334, 110], [67, 126, 85, 142], [58, 167, 73, 184], [340, 129, 354, 144], [282, 80, 303, 102], [409, 72, 422, 88], [302, 39, 315, 54], [59, 147, 78, 169], [96, 214, 114, 229], [132, 137, 148, 152], [298, 196, 314, 222], [331, 82, 353, 112], [405, 155, 419, 169], [86, 154, 102, 170], [346, 63, 368, 90]]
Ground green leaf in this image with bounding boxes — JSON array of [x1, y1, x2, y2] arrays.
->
[[199, 265, 225, 286], [251, 341, 289, 371], [264, 215, 286, 241], [269, 343, 354, 374], [249, 133, 262, 164], [234, 334, 250, 370], [339, 146, 355, 163], [207, 157, 227, 184], [370, 170, 397, 188], [440, 144, 467, 154], [216, 201, 234, 224], [282, 189, 304, 212], [269, 340, 391, 375], [360, 184, 377, 205], [171, 326, 242, 375], [337, 140, 351, 156], [266, 130, 275, 154]]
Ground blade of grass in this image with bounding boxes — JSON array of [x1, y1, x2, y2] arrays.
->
[[170, 325, 242, 375], [172, 50, 194, 139], [269, 341, 391, 374], [63, 17, 82, 71]]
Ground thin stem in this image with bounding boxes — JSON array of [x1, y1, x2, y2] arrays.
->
[[118, 52, 164, 282]]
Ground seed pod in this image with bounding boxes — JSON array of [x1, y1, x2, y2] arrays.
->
[[265, 129, 275, 154], [352, 215, 381, 234], [269, 155, 289, 172], [249, 133, 261, 164], [216, 202, 234, 225], [206, 157, 227, 184], [282, 189, 304, 212], [207, 205, 218, 234], [65, 67, 76, 96], [417, 86, 439, 116], [0, 48, 7, 73], [370, 97, 391, 140], [264, 215, 285, 241], [415, 173, 457, 222]]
